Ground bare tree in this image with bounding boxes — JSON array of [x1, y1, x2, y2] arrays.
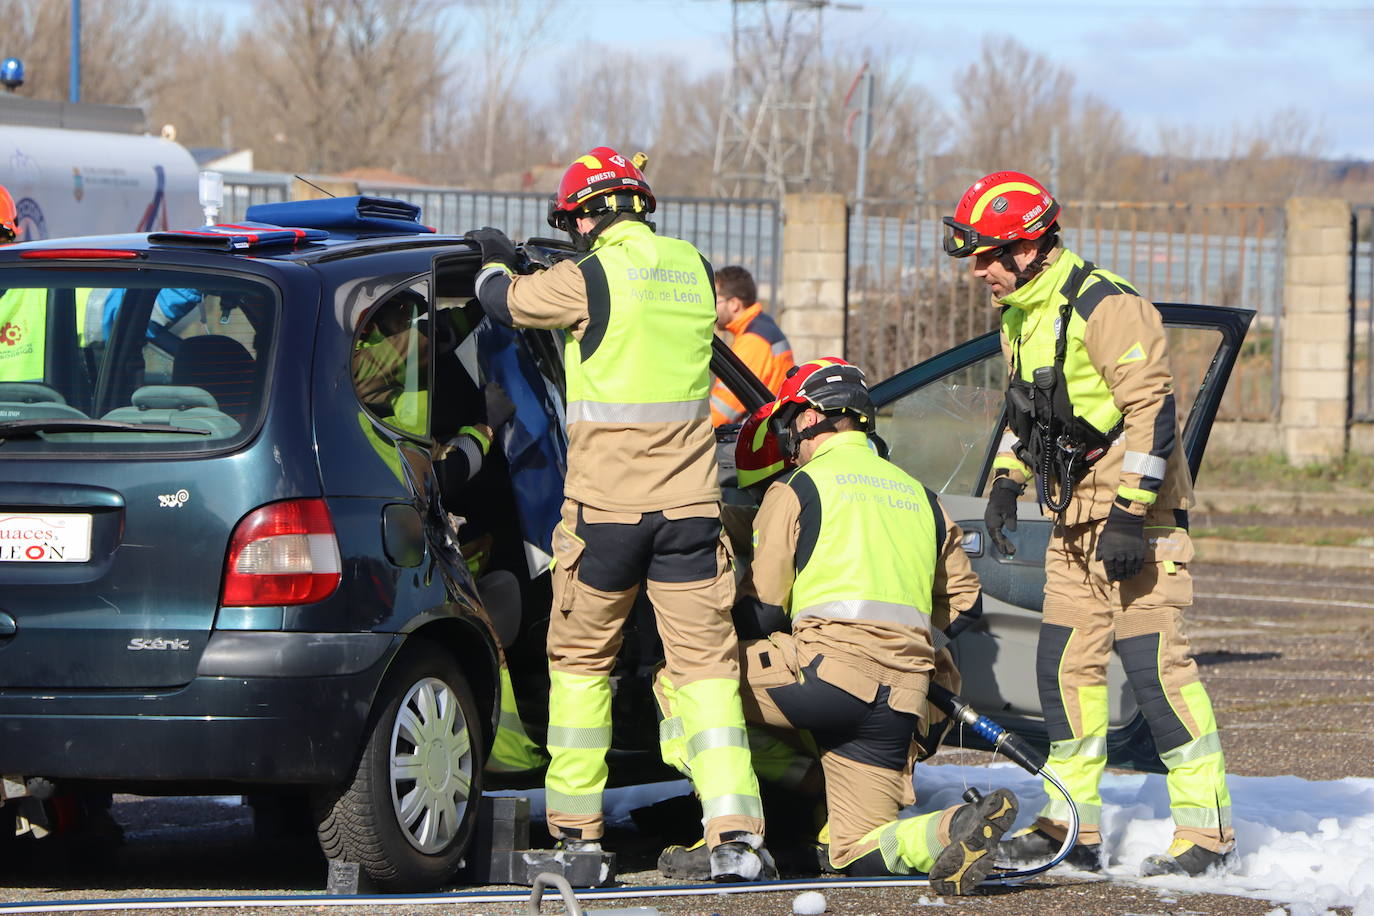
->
[[468, 0, 559, 180], [947, 36, 1132, 201], [209, 0, 453, 174]]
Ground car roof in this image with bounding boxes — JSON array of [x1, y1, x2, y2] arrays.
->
[[0, 195, 480, 267]]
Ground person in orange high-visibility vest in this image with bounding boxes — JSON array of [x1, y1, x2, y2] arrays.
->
[[710, 266, 794, 427]]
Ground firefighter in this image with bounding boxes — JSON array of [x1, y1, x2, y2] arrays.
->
[[464, 147, 770, 881], [710, 266, 795, 426], [943, 171, 1236, 877], [661, 358, 1014, 893]]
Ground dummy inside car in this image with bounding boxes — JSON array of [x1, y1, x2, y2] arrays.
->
[[0, 193, 1251, 892]]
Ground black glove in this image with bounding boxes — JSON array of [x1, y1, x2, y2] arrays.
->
[[984, 476, 1022, 558], [1096, 504, 1147, 582], [483, 381, 516, 431], [464, 227, 519, 272]]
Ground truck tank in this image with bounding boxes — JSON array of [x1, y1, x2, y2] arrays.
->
[[1, 121, 200, 241]]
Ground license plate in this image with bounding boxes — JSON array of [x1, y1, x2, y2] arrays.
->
[[0, 513, 94, 562]]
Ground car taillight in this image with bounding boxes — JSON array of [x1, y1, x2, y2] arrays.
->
[[221, 499, 342, 606]]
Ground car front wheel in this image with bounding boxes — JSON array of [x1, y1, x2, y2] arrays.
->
[[314, 641, 484, 891]]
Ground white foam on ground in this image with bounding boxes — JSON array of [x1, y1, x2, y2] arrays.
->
[[490, 764, 1374, 914], [915, 761, 1374, 916]]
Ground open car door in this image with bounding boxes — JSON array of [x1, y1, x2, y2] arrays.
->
[[869, 304, 1253, 770]]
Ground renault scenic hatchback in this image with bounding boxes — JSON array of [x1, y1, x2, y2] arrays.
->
[[0, 197, 576, 890]]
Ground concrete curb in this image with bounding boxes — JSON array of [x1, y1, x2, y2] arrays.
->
[[1193, 489, 1374, 515], [1193, 537, 1374, 570]]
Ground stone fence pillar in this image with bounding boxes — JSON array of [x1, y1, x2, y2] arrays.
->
[[777, 193, 847, 361], [1280, 198, 1350, 463]]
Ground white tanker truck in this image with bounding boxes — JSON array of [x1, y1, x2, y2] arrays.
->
[[1, 97, 200, 241]]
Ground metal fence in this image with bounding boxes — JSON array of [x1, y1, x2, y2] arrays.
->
[[221, 173, 782, 304], [846, 200, 1285, 422], [1353, 205, 1374, 423]]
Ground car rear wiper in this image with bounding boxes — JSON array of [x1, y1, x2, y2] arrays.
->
[[0, 418, 213, 440]]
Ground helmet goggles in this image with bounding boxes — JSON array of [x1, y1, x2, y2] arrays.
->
[[941, 216, 1014, 259]]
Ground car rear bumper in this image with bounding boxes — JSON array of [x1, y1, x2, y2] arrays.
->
[[0, 631, 403, 784]]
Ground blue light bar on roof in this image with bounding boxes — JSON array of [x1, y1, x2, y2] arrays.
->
[[149, 223, 330, 251], [244, 196, 435, 239]]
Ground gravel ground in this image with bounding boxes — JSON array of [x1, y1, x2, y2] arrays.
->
[[0, 559, 1369, 916]]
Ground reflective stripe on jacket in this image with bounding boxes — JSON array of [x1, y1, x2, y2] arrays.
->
[[785, 431, 937, 630]]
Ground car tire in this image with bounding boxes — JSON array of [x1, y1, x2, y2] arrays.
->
[[313, 640, 485, 891]]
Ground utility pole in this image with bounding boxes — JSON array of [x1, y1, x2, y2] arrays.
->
[[69, 0, 81, 103], [848, 62, 873, 226], [712, 0, 857, 199], [1048, 125, 1061, 194]]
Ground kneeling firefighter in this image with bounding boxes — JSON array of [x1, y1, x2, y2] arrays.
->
[[660, 359, 1016, 894], [944, 171, 1236, 876]]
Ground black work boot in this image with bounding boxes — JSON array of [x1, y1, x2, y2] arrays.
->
[[1140, 839, 1237, 877], [658, 838, 711, 881], [928, 788, 1019, 896], [708, 831, 778, 882], [999, 825, 1103, 871]]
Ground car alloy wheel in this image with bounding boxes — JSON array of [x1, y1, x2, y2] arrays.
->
[[389, 675, 474, 854]]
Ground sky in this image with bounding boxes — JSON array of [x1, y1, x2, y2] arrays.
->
[[175, 0, 1374, 162], [497, 761, 1374, 914]]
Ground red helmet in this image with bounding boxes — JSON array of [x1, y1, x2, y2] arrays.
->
[[547, 147, 655, 232], [769, 357, 875, 456], [736, 403, 794, 490], [0, 185, 17, 243], [942, 171, 1059, 258]]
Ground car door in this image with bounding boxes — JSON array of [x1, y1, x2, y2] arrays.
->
[[869, 304, 1253, 769]]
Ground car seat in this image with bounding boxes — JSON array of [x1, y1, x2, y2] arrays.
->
[[102, 386, 240, 440], [172, 335, 256, 425]]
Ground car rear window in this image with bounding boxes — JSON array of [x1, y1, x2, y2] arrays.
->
[[0, 267, 277, 455]]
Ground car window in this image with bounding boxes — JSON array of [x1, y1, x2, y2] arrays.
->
[[353, 283, 431, 442], [878, 349, 1007, 496], [1165, 325, 1225, 438], [0, 268, 276, 454]]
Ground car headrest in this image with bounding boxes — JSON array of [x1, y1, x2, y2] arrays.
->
[[130, 385, 220, 411], [0, 382, 67, 405]]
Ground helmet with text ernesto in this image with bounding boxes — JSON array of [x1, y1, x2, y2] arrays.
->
[[547, 147, 655, 233]]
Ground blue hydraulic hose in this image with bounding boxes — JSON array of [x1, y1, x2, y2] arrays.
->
[[927, 683, 1082, 877]]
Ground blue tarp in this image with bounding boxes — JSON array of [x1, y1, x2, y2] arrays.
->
[[244, 196, 434, 238], [475, 321, 566, 565]]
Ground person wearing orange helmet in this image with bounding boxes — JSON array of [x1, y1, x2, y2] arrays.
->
[[945, 171, 1235, 877], [663, 358, 1003, 891], [0, 184, 18, 244], [465, 148, 770, 881]]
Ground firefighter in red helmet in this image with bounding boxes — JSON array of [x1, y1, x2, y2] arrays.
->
[[667, 357, 1002, 890], [465, 148, 771, 881], [945, 171, 1236, 877]]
